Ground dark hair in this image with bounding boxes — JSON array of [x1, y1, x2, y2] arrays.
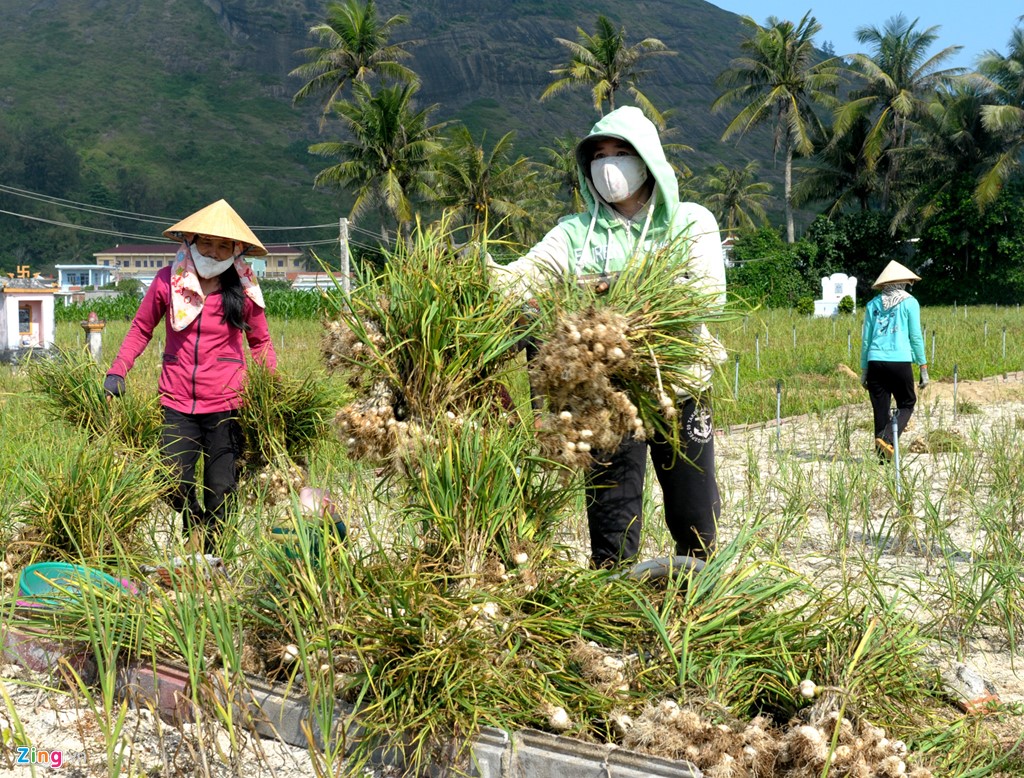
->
[[219, 264, 250, 332]]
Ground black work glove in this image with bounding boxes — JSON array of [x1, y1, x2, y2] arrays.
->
[[103, 374, 126, 398]]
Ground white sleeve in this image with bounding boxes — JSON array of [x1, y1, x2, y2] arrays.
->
[[683, 204, 727, 310], [488, 225, 572, 301], [674, 204, 729, 391]]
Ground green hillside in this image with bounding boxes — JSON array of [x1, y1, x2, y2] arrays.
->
[[0, 0, 769, 267]]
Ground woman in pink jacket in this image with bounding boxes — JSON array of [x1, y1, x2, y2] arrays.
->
[[104, 200, 277, 553]]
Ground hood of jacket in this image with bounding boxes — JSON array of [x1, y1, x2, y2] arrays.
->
[[574, 106, 680, 229]]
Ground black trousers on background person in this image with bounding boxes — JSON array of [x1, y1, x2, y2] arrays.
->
[[586, 397, 721, 569], [866, 360, 917, 444], [161, 407, 242, 553]]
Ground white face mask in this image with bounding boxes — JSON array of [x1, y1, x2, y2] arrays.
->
[[190, 241, 236, 279], [590, 155, 648, 203]]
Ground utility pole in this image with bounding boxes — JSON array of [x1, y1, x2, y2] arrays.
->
[[339, 217, 351, 295]]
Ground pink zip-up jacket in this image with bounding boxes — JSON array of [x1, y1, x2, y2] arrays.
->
[[109, 265, 277, 414]]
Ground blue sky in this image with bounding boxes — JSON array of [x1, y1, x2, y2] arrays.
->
[[711, 2, 1022, 70]]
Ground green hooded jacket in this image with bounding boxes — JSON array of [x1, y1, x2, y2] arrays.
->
[[566, 105, 695, 274], [500, 106, 724, 296], [494, 106, 727, 389]]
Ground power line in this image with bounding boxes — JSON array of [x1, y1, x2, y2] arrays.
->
[[1, 182, 443, 251], [0, 208, 168, 242], [0, 183, 340, 232], [0, 204, 380, 253], [349, 222, 389, 239], [0, 184, 178, 224]]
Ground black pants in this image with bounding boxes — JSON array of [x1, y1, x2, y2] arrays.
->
[[586, 397, 721, 568], [161, 407, 242, 553], [866, 361, 916, 443]]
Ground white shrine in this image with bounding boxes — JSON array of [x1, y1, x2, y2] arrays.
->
[[814, 272, 857, 318], [0, 269, 58, 362]]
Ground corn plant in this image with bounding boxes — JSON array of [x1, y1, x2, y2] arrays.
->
[[54, 294, 145, 323], [262, 287, 337, 320]]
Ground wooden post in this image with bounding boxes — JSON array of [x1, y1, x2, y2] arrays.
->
[[339, 217, 351, 295]]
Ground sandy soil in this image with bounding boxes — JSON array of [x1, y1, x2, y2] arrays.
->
[[3, 374, 1024, 776], [717, 371, 1024, 705]]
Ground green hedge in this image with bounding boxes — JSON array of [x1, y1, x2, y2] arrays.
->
[[55, 289, 340, 323]]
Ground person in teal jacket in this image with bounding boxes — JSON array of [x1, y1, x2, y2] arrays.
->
[[492, 106, 727, 568], [860, 260, 929, 460]]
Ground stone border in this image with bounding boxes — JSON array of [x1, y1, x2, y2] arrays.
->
[[1, 629, 701, 778]]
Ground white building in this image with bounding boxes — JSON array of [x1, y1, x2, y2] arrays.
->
[[54, 264, 115, 290], [0, 276, 58, 361], [290, 272, 339, 291]]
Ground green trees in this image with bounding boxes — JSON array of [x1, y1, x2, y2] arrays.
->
[[976, 28, 1024, 205], [713, 14, 843, 243], [726, 227, 815, 308], [537, 134, 586, 214], [541, 15, 674, 129], [433, 127, 556, 246], [309, 82, 443, 238], [291, 1, 1024, 309], [892, 82, 997, 228], [834, 14, 964, 211], [290, 0, 418, 126], [915, 179, 1024, 304], [792, 112, 880, 216], [302, 8, 684, 248], [695, 161, 773, 234]]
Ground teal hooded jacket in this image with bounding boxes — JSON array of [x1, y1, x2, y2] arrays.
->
[[860, 294, 926, 370], [495, 106, 727, 390]]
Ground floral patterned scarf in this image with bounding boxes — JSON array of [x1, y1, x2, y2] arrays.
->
[[879, 282, 910, 311], [169, 241, 265, 331]]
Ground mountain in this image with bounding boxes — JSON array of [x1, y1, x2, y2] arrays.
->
[[0, 0, 769, 267]]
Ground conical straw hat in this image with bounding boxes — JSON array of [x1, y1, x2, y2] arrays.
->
[[162, 199, 267, 256], [871, 260, 920, 289]]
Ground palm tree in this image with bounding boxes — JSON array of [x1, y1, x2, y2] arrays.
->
[[537, 134, 586, 212], [713, 14, 843, 243], [309, 82, 443, 239], [696, 161, 773, 234], [291, 0, 418, 127], [792, 114, 881, 215], [894, 81, 998, 226], [976, 27, 1024, 206], [541, 15, 674, 129], [433, 127, 551, 245], [833, 14, 964, 211]]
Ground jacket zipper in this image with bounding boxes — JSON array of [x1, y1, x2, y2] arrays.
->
[[190, 311, 202, 414]]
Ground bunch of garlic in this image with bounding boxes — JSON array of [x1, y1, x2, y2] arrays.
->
[[530, 307, 650, 468], [569, 640, 632, 695], [250, 458, 307, 506], [321, 316, 385, 376], [540, 702, 572, 732], [621, 701, 934, 778], [530, 308, 633, 397], [334, 381, 403, 461]]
